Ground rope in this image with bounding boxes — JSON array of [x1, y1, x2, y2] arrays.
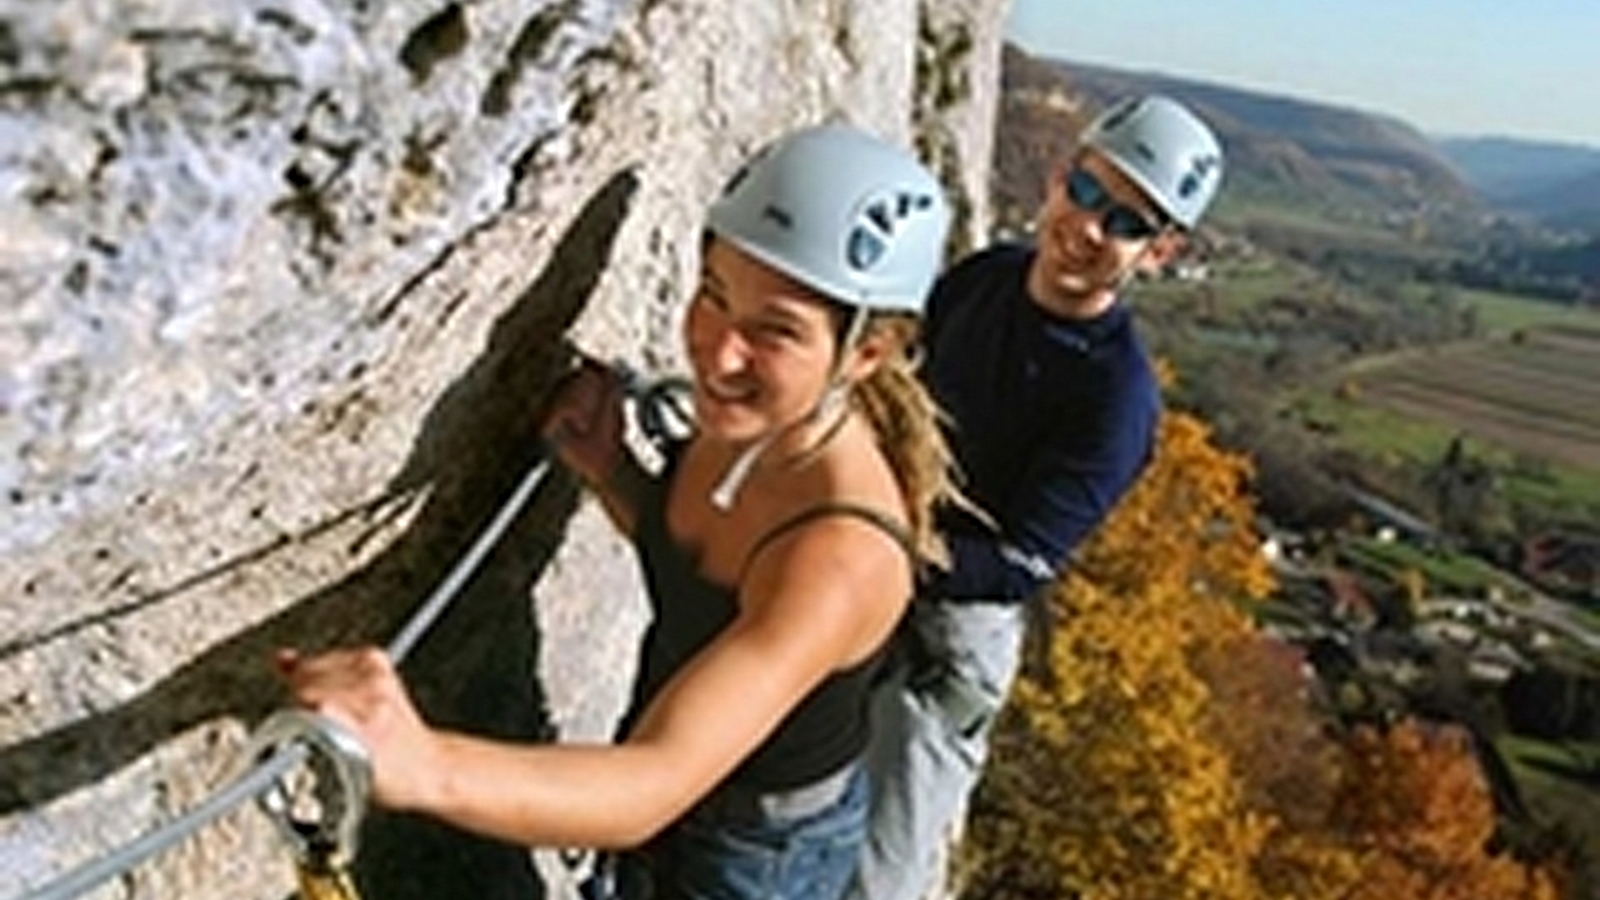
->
[[14, 456, 554, 900]]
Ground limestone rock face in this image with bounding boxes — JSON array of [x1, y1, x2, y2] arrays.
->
[[0, 0, 1010, 897]]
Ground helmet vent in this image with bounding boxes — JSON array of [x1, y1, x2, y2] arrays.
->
[[761, 204, 794, 229], [866, 201, 893, 233], [847, 226, 886, 270], [1179, 153, 1222, 199], [720, 163, 753, 197], [846, 191, 938, 272], [1100, 98, 1140, 131]]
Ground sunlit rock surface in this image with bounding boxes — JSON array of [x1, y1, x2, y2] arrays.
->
[[0, 0, 1007, 896]]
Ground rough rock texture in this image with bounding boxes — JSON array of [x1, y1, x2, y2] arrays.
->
[[0, 0, 1009, 897]]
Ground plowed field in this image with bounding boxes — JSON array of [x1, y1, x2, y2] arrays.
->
[[1359, 324, 1600, 469]]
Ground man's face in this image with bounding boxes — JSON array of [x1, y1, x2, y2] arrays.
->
[[1030, 149, 1173, 305]]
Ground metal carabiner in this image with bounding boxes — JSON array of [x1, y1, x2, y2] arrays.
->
[[607, 358, 695, 449], [244, 709, 373, 870]]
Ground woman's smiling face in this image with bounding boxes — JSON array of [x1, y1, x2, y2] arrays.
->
[[683, 239, 844, 444]]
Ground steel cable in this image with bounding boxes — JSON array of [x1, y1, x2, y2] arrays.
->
[[14, 455, 555, 900]]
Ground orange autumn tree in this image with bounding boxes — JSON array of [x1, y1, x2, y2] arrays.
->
[[959, 402, 1567, 900], [1330, 721, 1564, 900], [1187, 633, 1363, 900], [963, 408, 1280, 900]]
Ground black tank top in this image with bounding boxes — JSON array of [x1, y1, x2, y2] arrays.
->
[[629, 450, 914, 791]]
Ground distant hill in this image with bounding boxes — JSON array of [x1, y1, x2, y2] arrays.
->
[[1438, 137, 1600, 231], [993, 44, 1097, 228], [1437, 137, 1600, 199], [994, 45, 1482, 231]]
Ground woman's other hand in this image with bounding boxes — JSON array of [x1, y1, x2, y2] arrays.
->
[[540, 358, 626, 488]]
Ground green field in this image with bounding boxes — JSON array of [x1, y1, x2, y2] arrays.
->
[[1148, 252, 1600, 520], [1496, 735, 1600, 890], [1299, 389, 1600, 520], [1294, 391, 1461, 465], [1340, 327, 1600, 469], [1138, 255, 1315, 312], [1293, 289, 1600, 517], [1339, 535, 1511, 596], [1390, 282, 1600, 334]]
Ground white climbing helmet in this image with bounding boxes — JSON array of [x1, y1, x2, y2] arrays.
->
[[1083, 94, 1224, 231], [706, 124, 951, 315]]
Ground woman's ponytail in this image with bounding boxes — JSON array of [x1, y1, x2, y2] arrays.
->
[[850, 314, 963, 568]]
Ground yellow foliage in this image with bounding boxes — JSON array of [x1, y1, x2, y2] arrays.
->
[[965, 410, 1280, 899], [1074, 411, 1275, 613], [1398, 567, 1427, 610], [960, 410, 1567, 900]]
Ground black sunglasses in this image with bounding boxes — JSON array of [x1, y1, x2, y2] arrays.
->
[[1061, 167, 1164, 240]]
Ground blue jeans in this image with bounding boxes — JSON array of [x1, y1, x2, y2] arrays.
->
[[615, 763, 868, 900]]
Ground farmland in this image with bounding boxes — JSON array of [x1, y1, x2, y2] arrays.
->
[[1154, 264, 1600, 528], [1346, 324, 1600, 471]]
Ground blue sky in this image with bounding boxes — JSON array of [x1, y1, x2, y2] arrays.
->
[[1005, 0, 1600, 149]]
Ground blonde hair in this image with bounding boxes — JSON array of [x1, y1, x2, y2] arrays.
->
[[849, 313, 962, 568]]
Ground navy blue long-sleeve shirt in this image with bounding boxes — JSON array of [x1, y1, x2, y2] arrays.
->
[[921, 244, 1161, 601]]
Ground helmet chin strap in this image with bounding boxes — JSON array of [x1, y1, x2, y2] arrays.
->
[[709, 429, 779, 511], [709, 306, 868, 511]]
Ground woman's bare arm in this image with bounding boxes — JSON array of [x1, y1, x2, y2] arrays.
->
[[279, 516, 909, 848]]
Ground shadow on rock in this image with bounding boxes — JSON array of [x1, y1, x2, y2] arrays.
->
[[2, 169, 642, 900]]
